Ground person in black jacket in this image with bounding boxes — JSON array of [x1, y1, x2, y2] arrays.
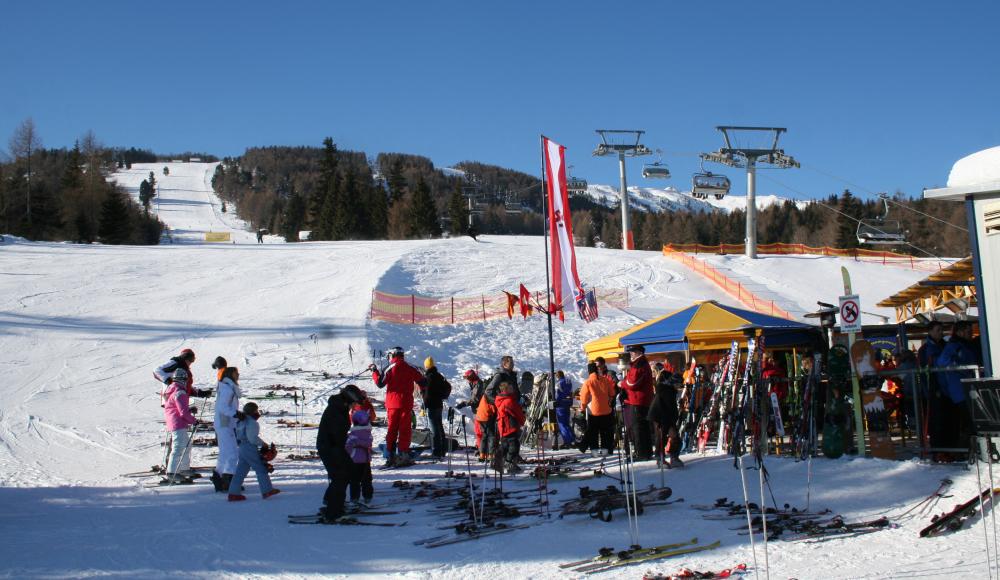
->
[[648, 371, 683, 468], [317, 384, 366, 522], [487, 355, 520, 400], [422, 357, 453, 458]]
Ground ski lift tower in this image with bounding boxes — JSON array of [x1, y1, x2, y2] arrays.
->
[[593, 130, 651, 250], [701, 126, 799, 259]]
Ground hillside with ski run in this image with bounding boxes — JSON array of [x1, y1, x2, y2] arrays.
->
[[0, 161, 986, 579]]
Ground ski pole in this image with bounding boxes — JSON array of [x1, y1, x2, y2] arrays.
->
[[460, 415, 477, 525]]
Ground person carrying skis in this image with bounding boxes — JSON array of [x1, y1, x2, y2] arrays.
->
[[368, 347, 427, 467], [554, 370, 576, 448], [648, 370, 683, 468], [212, 366, 242, 493], [163, 367, 199, 482], [317, 384, 366, 521], [621, 344, 655, 460], [579, 361, 616, 455], [227, 402, 280, 501], [495, 382, 525, 474], [345, 409, 374, 509], [422, 357, 453, 458]]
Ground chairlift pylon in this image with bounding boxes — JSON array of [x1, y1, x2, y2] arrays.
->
[[857, 194, 907, 245]]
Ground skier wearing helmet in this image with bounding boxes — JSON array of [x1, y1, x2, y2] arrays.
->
[[163, 367, 198, 482], [368, 347, 427, 467]]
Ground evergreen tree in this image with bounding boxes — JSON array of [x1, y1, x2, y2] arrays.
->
[[364, 171, 388, 238], [61, 142, 84, 192], [447, 180, 469, 236], [139, 180, 153, 210], [281, 188, 307, 242], [133, 211, 163, 244], [75, 208, 94, 243], [25, 182, 63, 240], [835, 189, 863, 249], [331, 165, 360, 239], [386, 158, 407, 205], [98, 188, 132, 244], [310, 138, 339, 233], [409, 177, 441, 238]]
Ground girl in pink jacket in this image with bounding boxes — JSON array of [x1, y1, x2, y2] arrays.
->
[[164, 368, 198, 482]]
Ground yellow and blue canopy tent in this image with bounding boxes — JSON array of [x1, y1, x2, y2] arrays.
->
[[584, 300, 819, 360]]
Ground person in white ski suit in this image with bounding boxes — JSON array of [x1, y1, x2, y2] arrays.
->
[[212, 367, 242, 492]]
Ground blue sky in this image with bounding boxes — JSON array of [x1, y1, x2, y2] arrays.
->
[[2, 1, 998, 203]]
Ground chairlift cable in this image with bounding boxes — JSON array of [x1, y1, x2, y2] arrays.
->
[[757, 174, 956, 263], [800, 162, 968, 233]]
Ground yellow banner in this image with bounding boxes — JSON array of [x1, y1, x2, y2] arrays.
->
[[204, 232, 231, 242]]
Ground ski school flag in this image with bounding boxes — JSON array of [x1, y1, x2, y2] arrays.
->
[[518, 283, 533, 318], [542, 136, 590, 322]]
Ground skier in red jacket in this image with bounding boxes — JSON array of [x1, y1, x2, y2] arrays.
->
[[369, 346, 427, 467], [620, 344, 654, 460], [494, 382, 525, 474]]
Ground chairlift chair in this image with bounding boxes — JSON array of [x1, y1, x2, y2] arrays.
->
[[691, 172, 731, 200], [642, 162, 671, 180], [856, 194, 907, 245]]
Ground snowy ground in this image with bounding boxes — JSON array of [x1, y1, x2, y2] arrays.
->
[[0, 162, 990, 579]]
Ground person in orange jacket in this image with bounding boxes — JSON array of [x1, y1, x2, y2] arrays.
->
[[494, 382, 525, 474], [368, 346, 427, 467], [475, 382, 497, 461], [579, 360, 616, 455]]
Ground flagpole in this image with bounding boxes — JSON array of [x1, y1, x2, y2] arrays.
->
[[540, 135, 559, 448]]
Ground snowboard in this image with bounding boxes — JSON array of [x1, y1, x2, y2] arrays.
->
[[851, 339, 893, 459]]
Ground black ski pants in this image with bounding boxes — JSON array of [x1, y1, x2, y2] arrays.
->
[[624, 404, 653, 459], [348, 462, 373, 502], [320, 450, 349, 517], [583, 413, 615, 453]]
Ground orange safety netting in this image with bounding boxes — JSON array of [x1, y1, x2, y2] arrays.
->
[[370, 288, 629, 325], [662, 242, 948, 272], [661, 249, 794, 320]]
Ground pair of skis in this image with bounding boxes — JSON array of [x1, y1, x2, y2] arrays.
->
[[559, 537, 721, 574], [920, 487, 1000, 537]]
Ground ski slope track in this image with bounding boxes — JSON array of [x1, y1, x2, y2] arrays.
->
[[0, 162, 976, 579]]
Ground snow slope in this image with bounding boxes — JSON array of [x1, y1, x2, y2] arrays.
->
[[0, 162, 988, 579]]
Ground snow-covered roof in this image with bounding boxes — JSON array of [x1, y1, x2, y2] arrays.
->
[[925, 145, 1000, 201], [948, 145, 1000, 188]]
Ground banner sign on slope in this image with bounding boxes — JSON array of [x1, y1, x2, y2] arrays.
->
[[839, 294, 862, 333]]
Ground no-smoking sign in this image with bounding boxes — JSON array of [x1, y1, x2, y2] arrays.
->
[[839, 294, 862, 332]]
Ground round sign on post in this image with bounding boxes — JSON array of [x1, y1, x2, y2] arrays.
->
[[839, 294, 862, 333]]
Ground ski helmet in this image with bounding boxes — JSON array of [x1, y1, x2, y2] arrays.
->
[[180, 348, 195, 361], [173, 368, 190, 383], [387, 346, 405, 359], [424, 356, 435, 370], [464, 369, 479, 381], [243, 402, 259, 415]]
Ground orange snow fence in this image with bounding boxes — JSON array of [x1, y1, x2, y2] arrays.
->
[[370, 288, 629, 325], [662, 242, 948, 272], [661, 248, 794, 320]]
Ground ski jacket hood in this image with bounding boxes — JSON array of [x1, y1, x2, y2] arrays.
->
[[163, 382, 196, 431]]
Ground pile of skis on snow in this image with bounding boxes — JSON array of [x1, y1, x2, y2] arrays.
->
[[696, 497, 896, 541], [557, 537, 722, 575]]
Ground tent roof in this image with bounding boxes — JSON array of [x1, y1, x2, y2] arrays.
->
[[584, 300, 817, 359]]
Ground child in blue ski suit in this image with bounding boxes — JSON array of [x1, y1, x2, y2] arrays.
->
[[228, 402, 280, 501], [554, 370, 576, 448]]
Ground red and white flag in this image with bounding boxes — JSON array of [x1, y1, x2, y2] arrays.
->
[[543, 136, 590, 322]]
